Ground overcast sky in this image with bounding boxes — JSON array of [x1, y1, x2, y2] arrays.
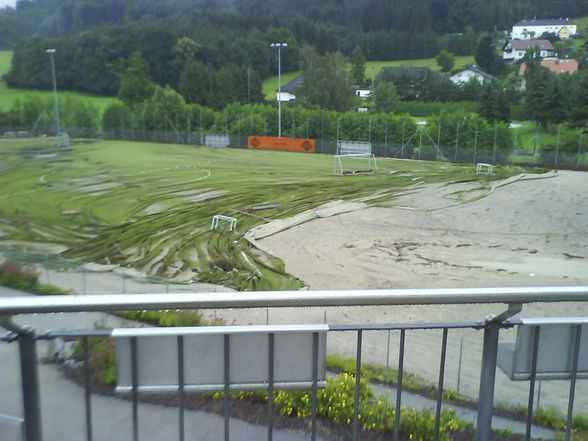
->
[[0, 0, 17, 8]]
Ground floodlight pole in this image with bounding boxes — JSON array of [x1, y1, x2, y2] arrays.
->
[[270, 43, 287, 137], [46, 49, 61, 137]]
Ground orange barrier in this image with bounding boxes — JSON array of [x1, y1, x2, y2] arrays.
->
[[247, 136, 315, 153]]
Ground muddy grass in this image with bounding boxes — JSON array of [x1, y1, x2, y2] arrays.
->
[[62, 364, 526, 441]]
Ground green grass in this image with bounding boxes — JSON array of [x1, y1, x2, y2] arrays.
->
[[364, 56, 475, 79], [0, 50, 11, 77], [574, 16, 588, 33], [262, 56, 475, 100], [0, 138, 527, 290], [0, 50, 119, 112], [261, 71, 300, 102]]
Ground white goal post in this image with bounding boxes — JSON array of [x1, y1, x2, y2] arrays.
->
[[333, 153, 377, 175]]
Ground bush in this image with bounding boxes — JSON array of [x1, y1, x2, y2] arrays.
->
[[0, 261, 69, 294], [533, 406, 566, 430], [0, 261, 39, 290], [274, 373, 465, 440], [73, 337, 117, 385], [120, 309, 205, 327]]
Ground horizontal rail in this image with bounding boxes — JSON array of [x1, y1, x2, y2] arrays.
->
[[1, 286, 588, 315]]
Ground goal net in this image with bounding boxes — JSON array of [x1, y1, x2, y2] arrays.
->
[[333, 153, 377, 175]]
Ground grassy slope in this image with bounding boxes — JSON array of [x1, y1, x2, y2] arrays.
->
[[0, 50, 119, 112], [0, 138, 524, 290], [262, 56, 475, 100]]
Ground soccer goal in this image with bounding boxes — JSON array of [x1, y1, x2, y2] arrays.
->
[[333, 153, 377, 175]]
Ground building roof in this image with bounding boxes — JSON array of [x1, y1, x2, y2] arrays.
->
[[514, 19, 575, 27], [508, 39, 555, 51], [452, 66, 496, 82], [540, 58, 579, 74], [518, 58, 579, 76], [276, 76, 303, 94]]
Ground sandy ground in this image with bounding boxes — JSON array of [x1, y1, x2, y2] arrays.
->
[[221, 170, 588, 413]]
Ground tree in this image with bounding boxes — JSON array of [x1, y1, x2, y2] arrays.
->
[[173, 36, 200, 63], [568, 71, 588, 127], [475, 34, 502, 75], [524, 65, 552, 128], [435, 50, 455, 73], [178, 60, 212, 107], [351, 45, 367, 86], [296, 47, 357, 112], [544, 76, 567, 125], [117, 52, 156, 107], [477, 83, 510, 123], [373, 81, 399, 113]]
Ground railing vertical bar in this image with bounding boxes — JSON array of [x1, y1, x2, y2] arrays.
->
[[83, 337, 93, 441], [475, 323, 500, 441], [394, 329, 405, 441], [353, 330, 363, 441], [268, 333, 275, 441], [19, 330, 42, 441], [177, 336, 185, 441], [525, 327, 541, 441], [224, 334, 230, 441], [310, 332, 319, 441], [565, 325, 582, 441], [434, 328, 448, 441], [131, 336, 139, 441]]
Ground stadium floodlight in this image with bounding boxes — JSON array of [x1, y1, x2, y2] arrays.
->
[[46, 49, 61, 137], [270, 42, 287, 137]]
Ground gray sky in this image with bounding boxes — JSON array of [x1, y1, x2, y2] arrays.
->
[[0, 0, 17, 8]]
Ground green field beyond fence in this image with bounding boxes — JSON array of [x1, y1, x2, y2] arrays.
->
[[0, 50, 119, 112], [0, 138, 532, 291]]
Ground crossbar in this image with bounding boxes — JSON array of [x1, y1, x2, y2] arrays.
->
[[1, 286, 587, 315]]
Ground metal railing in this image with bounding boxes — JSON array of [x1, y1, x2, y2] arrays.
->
[[1, 287, 587, 441]]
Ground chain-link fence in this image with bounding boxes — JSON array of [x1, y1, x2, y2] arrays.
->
[[1, 120, 587, 170]]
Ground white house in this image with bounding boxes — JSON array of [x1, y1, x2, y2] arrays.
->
[[502, 39, 555, 63], [353, 86, 372, 98], [449, 66, 495, 85], [275, 76, 303, 102], [511, 19, 577, 40], [275, 77, 373, 102]]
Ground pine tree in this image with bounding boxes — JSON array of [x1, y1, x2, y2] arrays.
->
[[478, 83, 510, 123], [351, 45, 367, 87], [475, 34, 503, 75], [524, 66, 551, 128]]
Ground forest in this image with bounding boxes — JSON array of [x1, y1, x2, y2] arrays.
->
[[2, 0, 588, 96], [0, 0, 587, 139]]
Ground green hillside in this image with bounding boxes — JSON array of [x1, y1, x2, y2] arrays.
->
[[262, 56, 476, 100], [0, 51, 118, 112]]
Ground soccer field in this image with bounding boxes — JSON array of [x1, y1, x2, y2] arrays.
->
[[0, 138, 523, 290]]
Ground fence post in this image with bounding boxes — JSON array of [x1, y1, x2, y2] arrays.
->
[[187, 113, 191, 145], [473, 123, 478, 164], [555, 124, 561, 168], [454, 122, 460, 162], [576, 131, 583, 169], [475, 323, 499, 441], [384, 121, 388, 156], [493, 124, 497, 164]]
